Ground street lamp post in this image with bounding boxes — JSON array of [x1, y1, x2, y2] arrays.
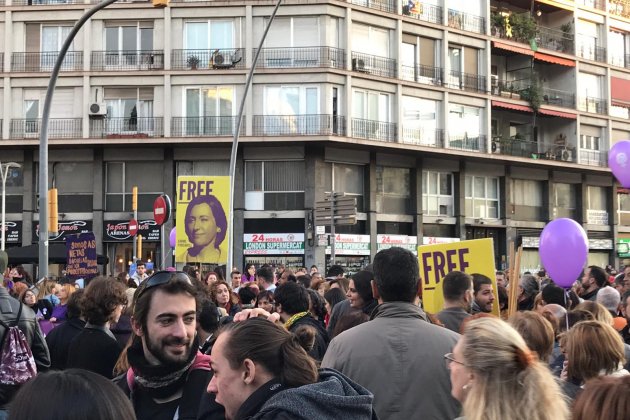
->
[[0, 162, 21, 251]]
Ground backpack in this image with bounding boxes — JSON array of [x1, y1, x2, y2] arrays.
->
[[0, 303, 37, 385]]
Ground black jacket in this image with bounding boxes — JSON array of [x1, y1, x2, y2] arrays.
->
[[289, 314, 330, 361], [0, 287, 50, 408], [45, 317, 86, 370], [67, 325, 122, 379]]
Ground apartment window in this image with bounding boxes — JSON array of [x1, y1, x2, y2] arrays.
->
[[609, 30, 628, 67], [376, 166, 411, 214], [401, 36, 439, 82], [619, 192, 630, 225], [577, 19, 600, 60], [104, 22, 153, 68], [580, 126, 605, 166], [265, 17, 319, 47], [262, 86, 319, 134], [353, 89, 390, 121], [105, 162, 164, 211], [448, 104, 482, 149], [24, 100, 39, 134], [352, 23, 389, 56], [422, 171, 453, 216], [511, 179, 543, 221], [245, 161, 305, 211], [402, 96, 439, 145], [20, 89, 75, 137], [41, 26, 75, 70], [3, 165, 23, 214], [587, 186, 607, 211], [465, 176, 499, 219], [324, 162, 365, 212], [447, 46, 479, 90], [177, 161, 229, 177], [185, 86, 233, 135], [35, 163, 93, 212], [554, 183, 576, 219], [105, 88, 154, 133], [185, 20, 234, 50]]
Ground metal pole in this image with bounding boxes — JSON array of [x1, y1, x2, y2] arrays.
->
[[38, 0, 119, 279], [227, 0, 283, 272], [160, 223, 165, 269], [330, 192, 336, 266], [133, 209, 138, 261]]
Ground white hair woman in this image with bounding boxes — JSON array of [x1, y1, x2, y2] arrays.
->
[[446, 317, 569, 420]]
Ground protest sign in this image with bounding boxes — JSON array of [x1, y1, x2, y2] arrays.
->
[[66, 232, 98, 279]]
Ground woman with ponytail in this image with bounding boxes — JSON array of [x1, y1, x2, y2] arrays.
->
[[447, 317, 569, 420], [207, 317, 376, 420]]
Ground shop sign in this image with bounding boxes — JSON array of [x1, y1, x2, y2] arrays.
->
[[104, 220, 161, 242], [33, 220, 92, 242], [422, 237, 461, 245], [587, 209, 609, 225], [619, 238, 630, 258], [1, 221, 22, 244], [325, 234, 370, 256], [243, 233, 305, 255], [523, 236, 612, 250], [377, 235, 418, 254]]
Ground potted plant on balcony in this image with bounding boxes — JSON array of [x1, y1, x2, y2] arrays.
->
[[510, 13, 537, 44], [187, 55, 200, 70], [560, 22, 572, 53], [490, 11, 505, 36]]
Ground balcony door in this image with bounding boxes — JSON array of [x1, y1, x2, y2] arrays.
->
[[104, 88, 154, 135], [105, 24, 153, 69], [185, 86, 234, 136], [263, 86, 319, 134], [184, 21, 234, 69], [41, 26, 73, 71]]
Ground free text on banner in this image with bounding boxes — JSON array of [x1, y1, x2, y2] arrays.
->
[[418, 238, 500, 316], [175, 176, 231, 265]]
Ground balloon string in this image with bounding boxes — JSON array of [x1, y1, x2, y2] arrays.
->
[[564, 289, 569, 332]]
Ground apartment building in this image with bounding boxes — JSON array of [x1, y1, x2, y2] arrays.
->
[[0, 0, 628, 275]]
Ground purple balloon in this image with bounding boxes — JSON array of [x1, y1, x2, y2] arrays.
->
[[609, 140, 630, 188], [169, 227, 176, 248], [539, 218, 588, 288]]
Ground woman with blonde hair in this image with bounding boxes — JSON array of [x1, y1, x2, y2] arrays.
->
[[447, 317, 569, 420], [574, 301, 613, 325]]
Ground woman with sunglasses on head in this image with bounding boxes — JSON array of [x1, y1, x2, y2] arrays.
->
[[208, 317, 376, 420], [447, 317, 569, 420]]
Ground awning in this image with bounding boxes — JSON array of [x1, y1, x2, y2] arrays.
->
[[493, 41, 535, 56], [534, 52, 575, 67], [491, 100, 533, 113], [538, 108, 577, 119], [611, 77, 630, 103]]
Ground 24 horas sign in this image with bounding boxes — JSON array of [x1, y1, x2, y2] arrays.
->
[[243, 234, 305, 255]]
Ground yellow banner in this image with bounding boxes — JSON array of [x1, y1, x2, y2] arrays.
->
[[175, 176, 230, 265], [418, 238, 499, 316]]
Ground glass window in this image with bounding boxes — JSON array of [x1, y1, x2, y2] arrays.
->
[[609, 30, 626, 67], [177, 161, 229, 177], [402, 96, 438, 145], [512, 180, 542, 207], [422, 171, 453, 216], [587, 186, 607, 211], [352, 23, 389, 56], [554, 183, 576, 209], [352, 89, 390, 121], [105, 162, 164, 211], [245, 161, 304, 192], [448, 104, 481, 139], [465, 175, 500, 219]]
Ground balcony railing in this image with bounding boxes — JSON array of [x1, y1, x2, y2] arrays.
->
[[253, 114, 346, 136], [447, 71, 487, 93], [579, 149, 608, 167], [541, 87, 575, 109], [171, 116, 244, 137], [400, 64, 443, 86], [11, 51, 83, 72], [401, 128, 445, 148], [351, 118, 397, 142], [171, 49, 245, 70], [253, 47, 345, 69], [91, 51, 164, 71], [10, 118, 82, 139], [447, 134, 487, 152], [537, 26, 573, 54], [577, 40, 606, 62], [12, 0, 81, 4], [609, 1, 630, 20], [402, 2, 443, 25], [578, 97, 607, 114], [351, 0, 396, 14], [89, 117, 163, 138], [576, 0, 606, 10], [351, 52, 397, 78], [491, 137, 539, 158], [448, 9, 485, 34], [491, 78, 530, 98]]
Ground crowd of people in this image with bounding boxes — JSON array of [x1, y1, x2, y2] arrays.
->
[[1, 251, 630, 419]]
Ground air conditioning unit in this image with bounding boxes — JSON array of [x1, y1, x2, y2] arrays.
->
[[352, 58, 370, 73], [491, 140, 500, 154], [89, 103, 107, 116], [211, 50, 242, 69], [559, 149, 573, 162]]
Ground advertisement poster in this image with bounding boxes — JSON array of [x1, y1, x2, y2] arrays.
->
[[418, 238, 499, 316], [175, 176, 230, 264], [66, 232, 98, 280]]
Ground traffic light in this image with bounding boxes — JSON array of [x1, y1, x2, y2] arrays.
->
[[137, 235, 143, 260], [48, 188, 58, 234], [132, 186, 138, 212]]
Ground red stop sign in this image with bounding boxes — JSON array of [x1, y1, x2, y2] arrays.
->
[[129, 219, 139, 237], [153, 195, 170, 226]]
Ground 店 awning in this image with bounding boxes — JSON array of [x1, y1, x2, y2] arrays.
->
[[538, 108, 577, 119], [491, 100, 533, 113], [534, 52, 575, 67], [493, 41, 535, 56]]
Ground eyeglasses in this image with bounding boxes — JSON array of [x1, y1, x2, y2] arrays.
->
[[444, 352, 465, 369], [137, 271, 192, 299]]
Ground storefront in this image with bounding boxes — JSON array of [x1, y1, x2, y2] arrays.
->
[[33, 220, 93, 276], [523, 236, 613, 272], [243, 233, 305, 271], [2, 221, 22, 247], [618, 237, 630, 265], [377, 234, 418, 255], [325, 234, 370, 275], [103, 220, 161, 275]]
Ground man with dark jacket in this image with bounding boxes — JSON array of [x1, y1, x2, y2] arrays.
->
[[0, 284, 50, 415], [437, 271, 473, 333], [274, 282, 329, 361], [322, 247, 461, 420], [45, 289, 85, 370]]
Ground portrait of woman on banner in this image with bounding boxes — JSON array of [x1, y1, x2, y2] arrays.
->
[[176, 194, 228, 264]]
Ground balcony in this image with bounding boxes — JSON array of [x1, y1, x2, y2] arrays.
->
[[579, 149, 608, 167], [576, 0, 606, 10], [91, 51, 164, 71], [171, 116, 244, 137], [402, 2, 443, 25], [171, 49, 245, 70], [447, 134, 487, 152], [491, 78, 530, 99], [11, 51, 83, 72], [609, 0, 630, 19], [401, 128, 445, 148], [577, 39, 606, 62], [448, 9, 485, 34], [253, 115, 346, 136], [89, 117, 163, 138], [491, 137, 539, 158], [351, 52, 397, 78], [11, 0, 81, 4], [253, 47, 345, 69], [400, 64, 443, 86], [351, 0, 396, 14], [541, 87, 576, 109], [351, 118, 397, 142], [537, 26, 573, 54], [578, 97, 607, 114], [10, 118, 82, 139], [447, 71, 487, 93]]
